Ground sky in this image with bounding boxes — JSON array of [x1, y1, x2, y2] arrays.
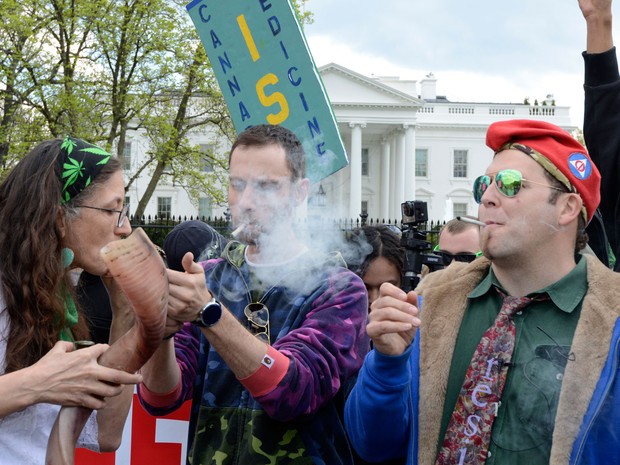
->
[[302, 0, 620, 129]]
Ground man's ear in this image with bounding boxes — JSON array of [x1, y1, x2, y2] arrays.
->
[[293, 178, 310, 206], [558, 193, 582, 226]]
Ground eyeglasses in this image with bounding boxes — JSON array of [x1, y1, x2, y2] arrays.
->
[[244, 302, 270, 343], [473, 169, 566, 204], [75, 204, 129, 228], [433, 246, 482, 265]]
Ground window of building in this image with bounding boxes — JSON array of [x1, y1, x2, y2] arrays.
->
[[453, 150, 468, 178], [198, 197, 212, 219], [361, 200, 368, 215], [123, 142, 132, 171], [361, 148, 369, 176], [416, 148, 428, 177], [200, 144, 214, 172], [157, 197, 172, 219], [453, 202, 468, 218]]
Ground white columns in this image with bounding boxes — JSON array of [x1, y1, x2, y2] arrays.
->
[[380, 138, 391, 221], [349, 122, 365, 218], [389, 136, 397, 219], [404, 124, 416, 202], [395, 129, 406, 212]]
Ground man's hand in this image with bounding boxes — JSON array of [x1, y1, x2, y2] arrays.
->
[[366, 283, 420, 356], [166, 252, 213, 323], [579, 0, 613, 53], [579, 0, 612, 20]]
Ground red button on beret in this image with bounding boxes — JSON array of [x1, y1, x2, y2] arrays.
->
[[486, 119, 601, 223]]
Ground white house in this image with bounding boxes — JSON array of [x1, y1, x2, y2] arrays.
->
[[123, 63, 574, 223]]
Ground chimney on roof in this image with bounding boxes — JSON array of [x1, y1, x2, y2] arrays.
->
[[420, 72, 437, 101]]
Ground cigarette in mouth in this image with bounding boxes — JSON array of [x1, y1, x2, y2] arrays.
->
[[231, 224, 245, 238], [456, 216, 486, 227]]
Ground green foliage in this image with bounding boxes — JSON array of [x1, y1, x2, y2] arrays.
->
[[0, 0, 245, 208]]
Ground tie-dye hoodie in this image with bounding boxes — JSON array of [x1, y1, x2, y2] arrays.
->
[[139, 241, 369, 464]]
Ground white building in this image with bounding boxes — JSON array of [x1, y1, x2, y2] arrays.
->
[[124, 63, 574, 223]]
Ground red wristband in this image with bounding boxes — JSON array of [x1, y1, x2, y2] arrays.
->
[[238, 345, 290, 398]]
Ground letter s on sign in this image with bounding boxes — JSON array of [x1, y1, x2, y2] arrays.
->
[[256, 73, 289, 125]]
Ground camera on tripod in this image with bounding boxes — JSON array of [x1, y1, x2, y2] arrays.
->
[[400, 200, 444, 292]]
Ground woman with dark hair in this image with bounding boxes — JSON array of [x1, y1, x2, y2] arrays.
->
[[345, 225, 404, 313], [0, 136, 142, 463]]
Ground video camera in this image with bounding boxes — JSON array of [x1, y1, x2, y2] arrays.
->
[[400, 200, 444, 292]]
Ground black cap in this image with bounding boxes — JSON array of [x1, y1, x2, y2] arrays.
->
[[163, 220, 227, 272]]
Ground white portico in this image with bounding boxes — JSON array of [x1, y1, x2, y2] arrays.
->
[[316, 64, 424, 221], [311, 64, 574, 222]]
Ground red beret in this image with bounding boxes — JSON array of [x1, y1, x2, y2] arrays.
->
[[486, 119, 601, 223]]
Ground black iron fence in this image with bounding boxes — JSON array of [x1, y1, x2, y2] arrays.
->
[[130, 215, 446, 249]]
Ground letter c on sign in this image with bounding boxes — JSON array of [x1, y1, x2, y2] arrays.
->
[[288, 67, 301, 86], [198, 4, 211, 23]]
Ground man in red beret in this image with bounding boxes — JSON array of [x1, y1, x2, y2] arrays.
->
[[345, 118, 620, 465]]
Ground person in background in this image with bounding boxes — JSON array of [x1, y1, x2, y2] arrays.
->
[[0, 136, 141, 463], [433, 216, 482, 267], [345, 119, 620, 464], [579, 0, 620, 271], [345, 225, 404, 314], [343, 226, 406, 465], [138, 124, 369, 464], [163, 220, 228, 272]]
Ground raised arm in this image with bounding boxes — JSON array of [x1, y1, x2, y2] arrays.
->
[[579, 0, 613, 53]]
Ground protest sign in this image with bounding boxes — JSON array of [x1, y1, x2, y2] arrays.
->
[[186, 0, 348, 182]]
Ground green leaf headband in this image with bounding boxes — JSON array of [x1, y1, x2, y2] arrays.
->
[[58, 136, 112, 204]]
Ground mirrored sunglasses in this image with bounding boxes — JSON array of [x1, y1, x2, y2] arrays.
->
[[244, 302, 270, 343], [472, 169, 565, 204]]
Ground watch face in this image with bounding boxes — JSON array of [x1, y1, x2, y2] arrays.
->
[[198, 300, 222, 327]]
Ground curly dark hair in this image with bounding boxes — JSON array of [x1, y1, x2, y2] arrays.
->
[[345, 225, 404, 281], [229, 124, 306, 180], [0, 139, 121, 373]]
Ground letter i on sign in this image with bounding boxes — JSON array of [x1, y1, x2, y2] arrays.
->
[[237, 14, 260, 62]]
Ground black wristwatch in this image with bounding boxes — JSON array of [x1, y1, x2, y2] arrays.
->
[[192, 298, 222, 328]]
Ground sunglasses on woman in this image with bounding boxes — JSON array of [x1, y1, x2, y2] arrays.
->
[[473, 169, 566, 204]]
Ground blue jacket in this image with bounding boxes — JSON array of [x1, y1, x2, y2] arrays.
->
[[345, 256, 620, 465]]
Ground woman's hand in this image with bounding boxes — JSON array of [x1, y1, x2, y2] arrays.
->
[[23, 341, 142, 410]]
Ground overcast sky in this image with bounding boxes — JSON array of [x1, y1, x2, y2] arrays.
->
[[303, 0, 620, 128]]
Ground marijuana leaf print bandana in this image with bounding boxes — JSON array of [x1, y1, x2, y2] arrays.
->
[[58, 135, 112, 204]]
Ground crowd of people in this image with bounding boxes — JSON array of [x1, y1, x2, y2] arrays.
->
[[2, 1, 620, 464]]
